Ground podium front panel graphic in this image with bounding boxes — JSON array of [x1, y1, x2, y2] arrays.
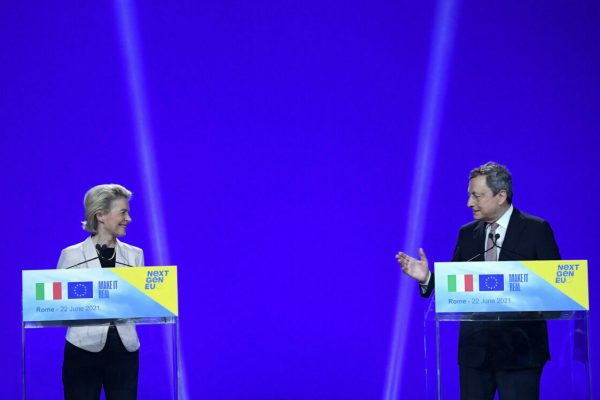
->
[[424, 261, 591, 400], [22, 267, 181, 400]]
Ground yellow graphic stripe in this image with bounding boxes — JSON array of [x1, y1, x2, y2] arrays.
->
[[111, 266, 179, 315], [521, 260, 588, 310]]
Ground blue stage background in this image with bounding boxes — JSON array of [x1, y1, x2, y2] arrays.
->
[[2, 1, 599, 398]]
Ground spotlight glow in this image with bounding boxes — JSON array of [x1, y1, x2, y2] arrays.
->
[[113, 1, 187, 398], [383, 1, 460, 399]]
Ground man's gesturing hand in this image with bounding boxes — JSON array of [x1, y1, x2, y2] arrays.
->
[[395, 248, 430, 284]]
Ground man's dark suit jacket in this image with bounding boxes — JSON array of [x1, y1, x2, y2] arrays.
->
[[422, 208, 561, 369]]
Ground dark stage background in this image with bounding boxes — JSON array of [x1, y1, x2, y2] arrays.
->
[[2, 1, 599, 399]]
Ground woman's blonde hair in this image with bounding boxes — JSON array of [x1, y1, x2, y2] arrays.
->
[[82, 184, 132, 233]]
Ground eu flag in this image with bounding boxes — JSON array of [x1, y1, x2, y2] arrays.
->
[[68, 281, 94, 299], [479, 274, 504, 291]]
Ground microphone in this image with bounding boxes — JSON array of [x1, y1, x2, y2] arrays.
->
[[96, 244, 134, 267], [65, 245, 134, 269], [465, 232, 500, 262], [115, 260, 134, 267], [66, 257, 100, 269], [65, 257, 134, 268], [491, 234, 530, 260]]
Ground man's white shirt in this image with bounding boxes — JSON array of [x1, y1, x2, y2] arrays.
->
[[485, 204, 513, 261]]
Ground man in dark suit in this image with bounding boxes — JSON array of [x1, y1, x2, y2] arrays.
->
[[396, 162, 560, 400]]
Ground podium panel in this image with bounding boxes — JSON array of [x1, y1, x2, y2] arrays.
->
[[424, 261, 591, 400], [22, 267, 181, 400]]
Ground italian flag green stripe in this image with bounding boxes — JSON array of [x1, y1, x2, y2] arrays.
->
[[448, 275, 457, 292], [36, 283, 45, 300]]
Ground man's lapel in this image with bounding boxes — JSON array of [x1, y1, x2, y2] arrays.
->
[[472, 220, 487, 261], [499, 208, 525, 261]]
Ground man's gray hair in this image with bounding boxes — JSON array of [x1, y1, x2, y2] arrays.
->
[[469, 162, 513, 204], [82, 184, 132, 233]]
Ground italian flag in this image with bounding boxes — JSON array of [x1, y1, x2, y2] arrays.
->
[[36, 282, 63, 300], [447, 274, 477, 292]]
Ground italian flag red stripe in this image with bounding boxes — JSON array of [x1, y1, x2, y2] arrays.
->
[[53, 282, 62, 300], [464, 275, 473, 292]]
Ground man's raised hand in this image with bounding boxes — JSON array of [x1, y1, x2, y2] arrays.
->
[[395, 248, 430, 284]]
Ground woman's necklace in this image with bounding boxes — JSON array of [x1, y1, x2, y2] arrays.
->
[[95, 244, 116, 261]]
